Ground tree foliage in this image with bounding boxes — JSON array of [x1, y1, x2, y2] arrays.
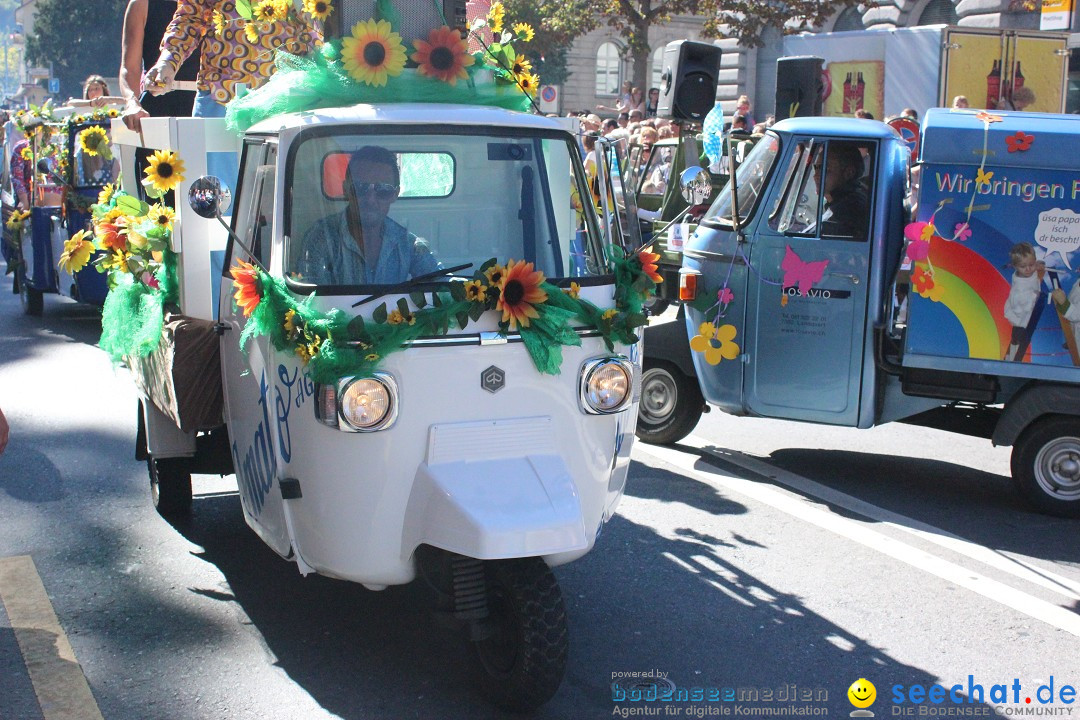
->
[[24, 0, 126, 99], [505, 0, 859, 95], [502, 0, 596, 86]]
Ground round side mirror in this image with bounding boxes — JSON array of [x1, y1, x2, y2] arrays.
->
[[679, 166, 713, 205], [187, 176, 232, 219]]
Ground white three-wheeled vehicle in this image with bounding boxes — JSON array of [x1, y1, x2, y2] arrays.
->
[[122, 105, 643, 710]]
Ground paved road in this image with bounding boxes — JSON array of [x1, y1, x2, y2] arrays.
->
[[0, 280, 1077, 720]]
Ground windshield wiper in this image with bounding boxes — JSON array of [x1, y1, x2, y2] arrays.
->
[[351, 262, 474, 308]]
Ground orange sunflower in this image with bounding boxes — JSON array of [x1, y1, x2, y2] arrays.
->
[[638, 245, 662, 284], [95, 217, 129, 252], [411, 26, 474, 85], [230, 260, 262, 317], [342, 19, 406, 87], [496, 259, 547, 330]]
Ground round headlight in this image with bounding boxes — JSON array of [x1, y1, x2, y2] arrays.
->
[[340, 376, 394, 431], [583, 359, 632, 414]]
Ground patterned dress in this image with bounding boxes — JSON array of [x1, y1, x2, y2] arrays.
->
[[160, 0, 320, 105]]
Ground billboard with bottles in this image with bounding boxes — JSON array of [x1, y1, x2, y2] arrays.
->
[[941, 28, 1067, 113]]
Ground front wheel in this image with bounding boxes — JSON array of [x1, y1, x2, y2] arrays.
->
[[637, 361, 704, 445], [1011, 417, 1080, 518], [470, 558, 568, 712], [148, 456, 193, 518]]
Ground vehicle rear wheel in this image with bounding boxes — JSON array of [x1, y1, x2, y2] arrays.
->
[[1011, 416, 1080, 518], [148, 456, 193, 518], [18, 261, 42, 316], [637, 360, 703, 445], [470, 558, 568, 712]]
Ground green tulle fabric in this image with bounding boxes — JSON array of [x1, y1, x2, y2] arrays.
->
[[99, 250, 180, 363], [234, 253, 654, 385], [226, 46, 534, 135]]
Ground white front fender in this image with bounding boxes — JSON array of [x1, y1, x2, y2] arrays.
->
[[402, 455, 588, 560]]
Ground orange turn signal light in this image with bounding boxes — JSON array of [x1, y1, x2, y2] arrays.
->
[[679, 272, 698, 302]]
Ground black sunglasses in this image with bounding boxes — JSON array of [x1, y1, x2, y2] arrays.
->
[[352, 182, 399, 199]]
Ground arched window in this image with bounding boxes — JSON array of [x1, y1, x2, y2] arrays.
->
[[651, 46, 665, 91], [596, 42, 622, 96], [918, 0, 958, 25], [833, 6, 866, 31]]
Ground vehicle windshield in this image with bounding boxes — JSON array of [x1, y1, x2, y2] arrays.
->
[[701, 132, 781, 227], [285, 128, 606, 287]]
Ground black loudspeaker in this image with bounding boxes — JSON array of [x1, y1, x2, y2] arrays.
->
[[657, 40, 722, 122], [774, 56, 824, 121]]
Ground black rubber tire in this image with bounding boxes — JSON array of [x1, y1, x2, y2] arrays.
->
[[1010, 416, 1080, 518], [636, 360, 704, 445], [148, 456, 193, 518], [18, 261, 42, 316], [470, 558, 568, 712]]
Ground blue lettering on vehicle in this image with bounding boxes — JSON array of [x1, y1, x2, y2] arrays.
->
[[274, 364, 314, 463], [230, 371, 276, 516]]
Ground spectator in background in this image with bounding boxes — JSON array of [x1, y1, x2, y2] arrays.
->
[[67, 76, 125, 109], [726, 113, 749, 136], [736, 95, 756, 127], [617, 112, 629, 129], [952, 95, 969, 109], [120, 0, 201, 132], [854, 108, 875, 120], [602, 118, 618, 136], [646, 87, 660, 118], [999, 86, 1035, 111], [900, 107, 918, 122]]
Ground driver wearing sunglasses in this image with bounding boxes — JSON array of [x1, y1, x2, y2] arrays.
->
[[298, 145, 440, 285]]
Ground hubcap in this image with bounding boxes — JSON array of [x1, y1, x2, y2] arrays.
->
[[1033, 436, 1080, 501], [641, 369, 676, 423]]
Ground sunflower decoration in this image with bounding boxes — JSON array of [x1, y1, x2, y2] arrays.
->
[[302, 0, 332, 21], [79, 126, 112, 160], [412, 26, 475, 86], [143, 149, 186, 194], [95, 217, 130, 253], [496, 259, 547, 330], [19, 146, 32, 161], [488, 2, 505, 34], [148, 204, 176, 232], [97, 183, 115, 207], [516, 72, 539, 97], [253, 0, 286, 23], [230, 260, 262, 318], [212, 9, 226, 35], [509, 54, 531, 77], [464, 279, 488, 302], [512, 22, 534, 42], [58, 230, 94, 274], [638, 246, 662, 284], [689, 322, 740, 365], [342, 19, 406, 87]]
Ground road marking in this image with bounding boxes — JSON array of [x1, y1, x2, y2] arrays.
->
[[635, 439, 1080, 638], [0, 556, 105, 720]]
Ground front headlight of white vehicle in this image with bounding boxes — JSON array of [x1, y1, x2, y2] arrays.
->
[[337, 373, 399, 432], [579, 357, 634, 414]]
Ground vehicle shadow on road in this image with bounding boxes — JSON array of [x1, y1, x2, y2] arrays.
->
[[143, 460, 1000, 720], [763, 448, 1079, 564]]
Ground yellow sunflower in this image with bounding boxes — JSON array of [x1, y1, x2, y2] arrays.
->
[[513, 23, 534, 42], [97, 183, 115, 206], [510, 54, 532, 77], [20, 147, 31, 161], [79, 126, 110, 157], [58, 230, 94, 274], [253, 0, 285, 22], [342, 19, 406, 87], [516, 71, 540, 96], [244, 21, 260, 43], [212, 9, 226, 35], [143, 149, 186, 193], [464, 280, 488, 302], [148, 203, 176, 232], [411, 25, 474, 85], [302, 0, 332, 21], [488, 2, 505, 34]]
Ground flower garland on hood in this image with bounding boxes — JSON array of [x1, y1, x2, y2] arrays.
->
[[229, 247, 662, 384]]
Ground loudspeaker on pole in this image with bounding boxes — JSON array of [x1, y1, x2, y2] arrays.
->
[[774, 56, 824, 121], [656, 40, 722, 122]]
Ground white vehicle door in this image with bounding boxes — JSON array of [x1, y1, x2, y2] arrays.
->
[[217, 140, 292, 557]]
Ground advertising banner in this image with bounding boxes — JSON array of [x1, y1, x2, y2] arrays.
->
[[908, 163, 1080, 370]]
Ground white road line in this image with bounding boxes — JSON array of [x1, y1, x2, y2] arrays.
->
[[635, 440, 1080, 638], [0, 555, 104, 720], [678, 435, 1080, 602]]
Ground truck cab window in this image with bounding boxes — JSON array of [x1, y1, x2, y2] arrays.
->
[[772, 140, 874, 241]]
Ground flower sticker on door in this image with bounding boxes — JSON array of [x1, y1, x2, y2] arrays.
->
[[690, 322, 740, 365]]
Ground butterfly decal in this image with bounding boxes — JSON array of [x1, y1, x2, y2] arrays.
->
[[781, 245, 829, 296]]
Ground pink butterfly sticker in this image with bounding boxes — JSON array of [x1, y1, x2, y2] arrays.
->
[[781, 245, 829, 296]]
